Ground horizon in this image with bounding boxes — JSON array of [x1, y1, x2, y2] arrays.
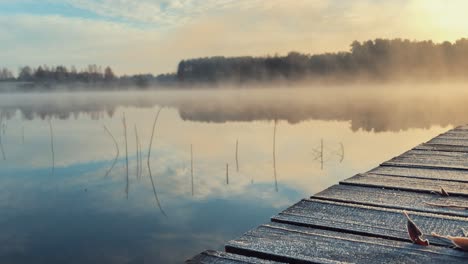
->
[[1, 0, 467, 75], [1, 37, 467, 78]]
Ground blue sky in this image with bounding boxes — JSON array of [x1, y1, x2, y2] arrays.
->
[[0, 1, 99, 19], [0, 0, 466, 74]]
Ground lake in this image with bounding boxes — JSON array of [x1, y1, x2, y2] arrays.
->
[[0, 86, 465, 263]]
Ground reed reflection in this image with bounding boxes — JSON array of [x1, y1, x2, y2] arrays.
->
[[0, 114, 5, 160], [147, 108, 167, 217], [311, 140, 345, 170], [103, 125, 119, 177], [2, 87, 468, 132], [48, 119, 54, 176], [273, 120, 278, 192]]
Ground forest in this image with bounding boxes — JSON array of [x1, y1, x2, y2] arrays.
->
[[2, 38, 468, 90], [0, 65, 176, 91], [177, 38, 468, 83]]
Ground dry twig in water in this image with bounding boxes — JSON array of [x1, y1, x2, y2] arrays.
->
[[191, 144, 194, 196], [273, 120, 278, 192], [48, 119, 55, 176], [0, 114, 5, 160], [104, 125, 119, 177], [122, 113, 129, 199], [235, 139, 239, 172], [147, 108, 166, 216], [226, 163, 229, 185], [135, 124, 140, 179]]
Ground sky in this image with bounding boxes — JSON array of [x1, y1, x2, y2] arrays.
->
[[0, 0, 467, 75]]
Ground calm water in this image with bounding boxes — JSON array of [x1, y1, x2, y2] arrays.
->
[[0, 87, 465, 263]]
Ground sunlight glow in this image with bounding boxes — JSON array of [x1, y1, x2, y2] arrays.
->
[[411, 0, 468, 41]]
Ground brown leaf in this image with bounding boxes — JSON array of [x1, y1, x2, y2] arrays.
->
[[432, 232, 468, 251], [403, 211, 429, 246], [440, 187, 450, 197]]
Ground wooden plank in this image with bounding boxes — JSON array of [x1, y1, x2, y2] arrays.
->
[[271, 199, 468, 246], [415, 144, 468, 154], [452, 125, 468, 131], [438, 132, 468, 139], [313, 185, 468, 217], [226, 222, 468, 264], [427, 138, 468, 147], [436, 128, 468, 138], [368, 166, 468, 183], [341, 173, 468, 196], [383, 149, 468, 170], [186, 250, 284, 264]]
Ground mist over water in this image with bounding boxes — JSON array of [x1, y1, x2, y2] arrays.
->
[[1, 84, 468, 131], [0, 85, 463, 263]]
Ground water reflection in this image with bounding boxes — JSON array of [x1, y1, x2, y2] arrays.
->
[[273, 120, 278, 192], [190, 144, 194, 196], [311, 140, 345, 170], [0, 114, 6, 160], [146, 107, 167, 217], [103, 125, 119, 177], [226, 163, 229, 185], [48, 119, 55, 176], [0, 88, 458, 263], [235, 139, 239, 173], [1, 87, 468, 131]]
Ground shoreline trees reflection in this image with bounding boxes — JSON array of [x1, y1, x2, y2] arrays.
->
[[0, 87, 466, 132]]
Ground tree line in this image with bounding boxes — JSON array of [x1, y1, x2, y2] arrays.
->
[[15, 65, 116, 83], [177, 38, 468, 83], [0, 68, 15, 81], [3, 38, 468, 90], [0, 64, 177, 90]]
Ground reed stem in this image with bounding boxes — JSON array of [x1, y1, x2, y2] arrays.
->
[[135, 124, 140, 179], [147, 108, 166, 216], [191, 144, 194, 196], [235, 139, 239, 172], [122, 113, 128, 199], [273, 120, 278, 192], [103, 125, 119, 177], [226, 163, 229, 185], [0, 114, 5, 160], [48, 119, 55, 176]]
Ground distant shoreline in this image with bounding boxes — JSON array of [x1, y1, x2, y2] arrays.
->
[[2, 38, 468, 91]]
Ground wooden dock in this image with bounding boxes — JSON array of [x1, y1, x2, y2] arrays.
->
[[187, 126, 468, 263]]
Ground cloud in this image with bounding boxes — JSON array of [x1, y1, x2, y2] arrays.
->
[[1, 0, 468, 74], [0, 14, 162, 74], [64, 0, 328, 26]]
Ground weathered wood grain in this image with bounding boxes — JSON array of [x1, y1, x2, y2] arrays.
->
[[415, 144, 468, 154], [186, 250, 284, 264], [368, 165, 468, 182], [437, 134, 468, 139], [271, 199, 468, 246], [383, 149, 468, 170], [434, 128, 468, 137], [226, 222, 468, 264], [313, 184, 468, 217], [452, 125, 468, 131], [341, 173, 468, 196], [427, 138, 468, 147]]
